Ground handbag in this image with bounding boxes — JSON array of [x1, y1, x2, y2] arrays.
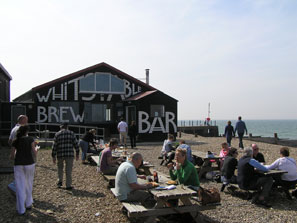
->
[[197, 186, 221, 205]]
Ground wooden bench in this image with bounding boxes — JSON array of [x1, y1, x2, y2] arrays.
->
[[91, 155, 116, 187], [111, 185, 217, 223], [90, 155, 99, 166]]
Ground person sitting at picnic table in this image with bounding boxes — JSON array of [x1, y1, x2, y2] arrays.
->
[[160, 134, 176, 165], [99, 138, 122, 175], [219, 142, 230, 169], [266, 147, 297, 199], [167, 148, 200, 188], [237, 147, 273, 207], [220, 148, 238, 192], [252, 144, 265, 164], [79, 129, 97, 164], [114, 152, 153, 204], [177, 139, 193, 164]]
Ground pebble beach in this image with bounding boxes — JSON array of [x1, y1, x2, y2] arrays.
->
[[1, 133, 297, 223]]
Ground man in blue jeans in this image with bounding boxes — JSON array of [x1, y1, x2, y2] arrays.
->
[[235, 116, 248, 149]]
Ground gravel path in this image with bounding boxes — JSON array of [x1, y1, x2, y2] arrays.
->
[[1, 133, 297, 223]]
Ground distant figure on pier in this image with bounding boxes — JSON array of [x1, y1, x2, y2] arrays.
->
[[235, 116, 248, 149], [252, 144, 265, 164], [224, 121, 235, 146]]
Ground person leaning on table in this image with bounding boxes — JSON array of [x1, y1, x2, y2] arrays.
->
[[167, 148, 200, 188], [114, 152, 153, 204], [266, 147, 297, 199], [237, 147, 273, 207]]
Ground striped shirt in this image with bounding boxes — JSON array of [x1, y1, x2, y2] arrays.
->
[[52, 129, 79, 158]]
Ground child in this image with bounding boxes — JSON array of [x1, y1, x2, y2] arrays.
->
[[219, 142, 230, 169]]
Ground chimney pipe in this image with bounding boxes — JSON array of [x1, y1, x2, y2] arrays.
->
[[145, 69, 150, 85]]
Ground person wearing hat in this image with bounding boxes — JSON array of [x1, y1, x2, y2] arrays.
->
[[52, 123, 79, 190]]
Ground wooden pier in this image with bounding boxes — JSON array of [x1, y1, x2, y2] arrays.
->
[[178, 126, 219, 137]]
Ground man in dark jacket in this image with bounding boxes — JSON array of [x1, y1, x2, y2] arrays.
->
[[224, 121, 235, 147], [237, 147, 273, 207], [235, 116, 248, 149]]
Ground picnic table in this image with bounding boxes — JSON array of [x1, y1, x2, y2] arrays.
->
[[192, 151, 221, 179], [112, 171, 216, 223]]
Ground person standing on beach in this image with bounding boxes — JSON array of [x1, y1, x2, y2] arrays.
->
[[128, 121, 137, 149], [224, 121, 235, 147], [117, 117, 128, 147], [10, 125, 38, 215], [235, 116, 248, 149], [52, 123, 79, 190]]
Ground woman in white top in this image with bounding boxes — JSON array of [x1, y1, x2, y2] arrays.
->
[[266, 147, 297, 198]]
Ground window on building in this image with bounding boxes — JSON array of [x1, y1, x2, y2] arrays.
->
[[84, 103, 112, 123], [79, 74, 95, 92], [80, 72, 124, 94], [150, 105, 165, 117]]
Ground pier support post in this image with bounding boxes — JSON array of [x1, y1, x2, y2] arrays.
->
[[274, 133, 278, 144]]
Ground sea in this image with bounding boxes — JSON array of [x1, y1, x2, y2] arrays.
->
[[178, 120, 297, 140]]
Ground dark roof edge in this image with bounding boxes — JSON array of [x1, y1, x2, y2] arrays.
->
[[32, 62, 156, 91], [13, 89, 32, 102], [0, 63, 12, 80]]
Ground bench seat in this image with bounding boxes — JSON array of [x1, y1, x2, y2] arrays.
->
[[110, 188, 216, 220]]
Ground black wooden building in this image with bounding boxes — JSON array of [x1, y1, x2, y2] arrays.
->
[[8, 62, 178, 141], [0, 63, 12, 102]]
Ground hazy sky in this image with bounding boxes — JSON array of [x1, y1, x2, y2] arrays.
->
[[1, 0, 297, 120]]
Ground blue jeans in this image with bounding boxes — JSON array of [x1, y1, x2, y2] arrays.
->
[[79, 140, 88, 161]]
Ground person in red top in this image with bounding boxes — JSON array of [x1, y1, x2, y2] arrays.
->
[[219, 142, 230, 169]]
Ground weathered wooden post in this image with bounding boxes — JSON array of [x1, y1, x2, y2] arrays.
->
[[274, 133, 278, 144]]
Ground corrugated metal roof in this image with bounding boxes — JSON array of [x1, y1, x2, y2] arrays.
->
[[0, 63, 12, 80], [125, 90, 157, 101]]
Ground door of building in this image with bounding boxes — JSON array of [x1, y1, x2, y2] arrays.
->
[[11, 105, 26, 128], [126, 106, 136, 126]]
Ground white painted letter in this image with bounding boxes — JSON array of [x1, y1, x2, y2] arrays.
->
[[36, 88, 52, 103], [124, 80, 131, 98], [37, 106, 47, 122], [149, 117, 165, 133], [48, 106, 59, 122], [70, 107, 84, 122], [138, 111, 150, 133], [59, 106, 69, 122], [166, 112, 177, 133]]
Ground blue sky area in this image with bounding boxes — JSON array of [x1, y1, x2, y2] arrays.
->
[[1, 0, 297, 120]]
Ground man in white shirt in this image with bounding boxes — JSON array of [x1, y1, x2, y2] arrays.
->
[[117, 117, 128, 146], [115, 153, 152, 203], [266, 147, 297, 199]]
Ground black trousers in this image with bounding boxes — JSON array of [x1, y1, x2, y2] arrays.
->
[[130, 135, 136, 148]]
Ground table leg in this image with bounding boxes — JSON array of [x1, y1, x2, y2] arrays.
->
[[180, 197, 205, 223]]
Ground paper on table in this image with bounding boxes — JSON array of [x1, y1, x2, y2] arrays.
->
[[166, 185, 176, 190], [155, 185, 176, 190]]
